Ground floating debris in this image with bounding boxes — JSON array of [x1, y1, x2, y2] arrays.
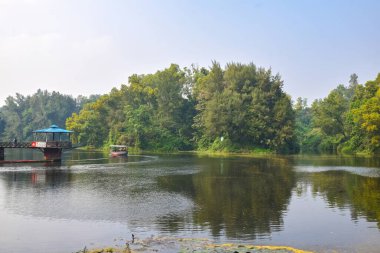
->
[[80, 236, 313, 253]]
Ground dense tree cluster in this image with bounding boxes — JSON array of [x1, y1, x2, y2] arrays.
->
[[0, 89, 98, 141], [66, 64, 196, 150], [296, 73, 380, 154], [65, 62, 295, 152], [193, 62, 295, 152], [1, 63, 379, 155]]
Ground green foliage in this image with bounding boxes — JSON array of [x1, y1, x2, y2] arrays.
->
[[349, 74, 380, 152], [311, 85, 351, 143], [297, 73, 380, 155], [299, 128, 323, 153], [294, 97, 311, 152], [209, 137, 237, 152], [0, 90, 92, 141], [66, 96, 109, 146], [65, 62, 297, 153], [193, 62, 296, 153], [66, 64, 196, 151], [4, 64, 378, 155], [296, 75, 360, 153]]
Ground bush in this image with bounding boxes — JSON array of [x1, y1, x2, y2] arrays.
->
[[210, 138, 238, 152]]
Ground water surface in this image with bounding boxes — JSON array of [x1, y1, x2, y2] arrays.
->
[[0, 150, 379, 252]]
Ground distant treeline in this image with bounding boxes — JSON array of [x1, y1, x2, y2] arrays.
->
[[296, 73, 380, 154], [0, 89, 99, 141], [1, 62, 379, 154]]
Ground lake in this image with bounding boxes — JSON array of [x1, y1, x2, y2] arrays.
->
[[0, 149, 379, 253]]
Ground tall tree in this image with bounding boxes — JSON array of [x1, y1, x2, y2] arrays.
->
[[193, 62, 295, 153], [349, 74, 380, 152], [310, 85, 353, 152]]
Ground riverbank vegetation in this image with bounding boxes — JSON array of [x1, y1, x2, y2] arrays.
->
[[65, 62, 296, 153], [0, 62, 379, 155], [296, 73, 380, 154], [0, 90, 99, 141]]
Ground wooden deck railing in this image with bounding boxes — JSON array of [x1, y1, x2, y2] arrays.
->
[[0, 141, 72, 149]]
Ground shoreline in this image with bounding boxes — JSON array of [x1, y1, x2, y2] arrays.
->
[[77, 146, 380, 158], [77, 236, 314, 253]]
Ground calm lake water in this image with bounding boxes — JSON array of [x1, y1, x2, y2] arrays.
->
[[0, 149, 380, 253]]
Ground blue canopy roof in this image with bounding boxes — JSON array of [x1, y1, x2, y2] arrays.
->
[[33, 124, 74, 133]]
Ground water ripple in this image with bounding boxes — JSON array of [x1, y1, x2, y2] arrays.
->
[[294, 165, 380, 177]]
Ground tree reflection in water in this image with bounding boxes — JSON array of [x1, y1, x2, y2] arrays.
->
[[157, 156, 296, 239], [0, 153, 379, 249], [308, 171, 380, 229]]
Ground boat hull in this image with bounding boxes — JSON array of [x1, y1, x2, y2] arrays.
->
[[110, 151, 128, 157]]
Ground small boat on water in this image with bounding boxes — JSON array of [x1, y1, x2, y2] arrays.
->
[[110, 145, 128, 157]]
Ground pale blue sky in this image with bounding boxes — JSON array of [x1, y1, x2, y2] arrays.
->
[[0, 0, 379, 105]]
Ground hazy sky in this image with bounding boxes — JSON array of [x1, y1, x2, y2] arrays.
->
[[0, 0, 379, 105]]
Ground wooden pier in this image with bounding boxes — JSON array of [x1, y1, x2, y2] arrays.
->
[[0, 125, 74, 163]]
